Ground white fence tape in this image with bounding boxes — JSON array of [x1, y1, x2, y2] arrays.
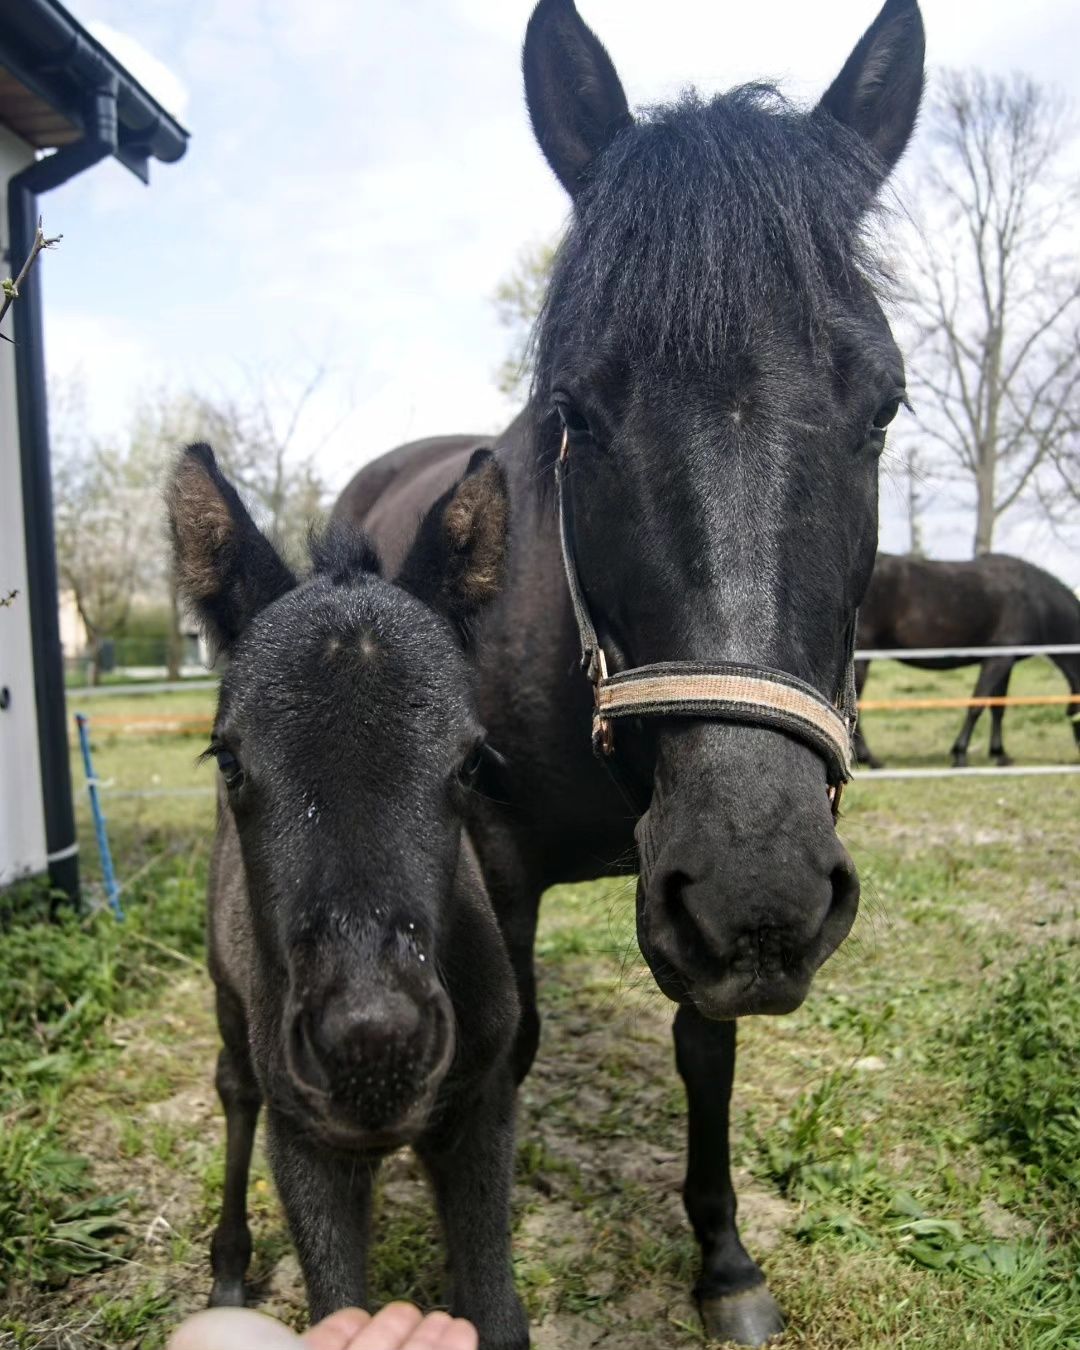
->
[[856, 644, 1080, 661]]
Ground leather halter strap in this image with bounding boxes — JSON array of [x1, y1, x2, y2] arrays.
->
[[554, 427, 857, 805]]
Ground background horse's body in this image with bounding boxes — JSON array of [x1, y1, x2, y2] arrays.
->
[[855, 552, 1080, 767]]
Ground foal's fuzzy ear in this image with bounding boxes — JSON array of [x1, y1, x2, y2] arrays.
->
[[523, 0, 633, 198], [397, 450, 510, 641], [167, 443, 296, 654], [817, 0, 925, 178]]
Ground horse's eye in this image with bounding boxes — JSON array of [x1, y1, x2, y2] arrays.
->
[[457, 744, 485, 786], [872, 397, 902, 430], [214, 747, 246, 791], [554, 400, 592, 439]]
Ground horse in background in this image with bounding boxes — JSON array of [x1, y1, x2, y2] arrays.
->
[[854, 553, 1080, 768]]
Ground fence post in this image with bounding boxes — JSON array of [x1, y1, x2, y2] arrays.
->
[[74, 712, 124, 919]]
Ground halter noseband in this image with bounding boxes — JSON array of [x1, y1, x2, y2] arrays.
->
[[554, 427, 857, 814]]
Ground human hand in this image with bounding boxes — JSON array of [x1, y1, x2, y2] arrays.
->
[[167, 1303, 478, 1350]]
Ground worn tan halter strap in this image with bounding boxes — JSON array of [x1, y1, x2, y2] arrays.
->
[[555, 427, 857, 802]]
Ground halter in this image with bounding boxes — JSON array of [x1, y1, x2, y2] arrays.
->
[[554, 426, 857, 815]]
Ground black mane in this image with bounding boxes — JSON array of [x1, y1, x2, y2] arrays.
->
[[533, 86, 889, 389]]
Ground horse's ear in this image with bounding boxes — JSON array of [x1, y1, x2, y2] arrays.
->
[[397, 450, 510, 641], [166, 443, 296, 655], [816, 0, 925, 177], [523, 0, 632, 198]]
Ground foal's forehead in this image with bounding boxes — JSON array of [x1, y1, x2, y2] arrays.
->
[[225, 577, 471, 730]]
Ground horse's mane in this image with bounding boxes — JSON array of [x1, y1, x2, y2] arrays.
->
[[533, 85, 890, 388]]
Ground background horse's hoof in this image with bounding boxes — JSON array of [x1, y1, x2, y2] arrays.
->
[[994, 753, 1014, 767], [700, 1286, 785, 1346]]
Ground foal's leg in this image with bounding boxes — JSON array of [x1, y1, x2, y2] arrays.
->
[[674, 1008, 783, 1347], [419, 1074, 528, 1350], [209, 989, 262, 1308], [265, 1110, 376, 1320], [952, 658, 1013, 767]]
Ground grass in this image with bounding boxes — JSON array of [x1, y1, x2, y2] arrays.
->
[[0, 659, 1077, 1346]]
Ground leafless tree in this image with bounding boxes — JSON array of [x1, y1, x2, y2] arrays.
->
[[904, 69, 1080, 555], [492, 239, 556, 401]]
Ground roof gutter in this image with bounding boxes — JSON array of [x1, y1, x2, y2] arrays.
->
[[8, 83, 118, 903]]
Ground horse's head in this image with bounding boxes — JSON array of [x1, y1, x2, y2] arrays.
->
[[168, 444, 509, 1144], [524, 0, 924, 1017]]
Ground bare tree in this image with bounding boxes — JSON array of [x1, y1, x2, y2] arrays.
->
[[905, 70, 1080, 555], [492, 239, 556, 401]]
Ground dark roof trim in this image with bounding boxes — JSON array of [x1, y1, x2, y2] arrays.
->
[[0, 0, 188, 183]]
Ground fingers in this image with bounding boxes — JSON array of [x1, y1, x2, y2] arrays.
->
[[339, 1305, 477, 1350], [303, 1308, 372, 1349]]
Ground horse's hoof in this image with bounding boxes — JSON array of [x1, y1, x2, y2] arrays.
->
[[700, 1286, 785, 1346], [867, 756, 885, 771], [952, 753, 968, 769], [208, 1282, 246, 1308], [994, 753, 1014, 767]]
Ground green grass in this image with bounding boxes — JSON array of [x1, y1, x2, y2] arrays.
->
[[1, 666, 1077, 1346]]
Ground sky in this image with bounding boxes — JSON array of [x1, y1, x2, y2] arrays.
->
[[33, 0, 1080, 583]]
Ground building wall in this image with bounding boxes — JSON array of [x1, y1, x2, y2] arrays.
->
[[0, 122, 48, 886]]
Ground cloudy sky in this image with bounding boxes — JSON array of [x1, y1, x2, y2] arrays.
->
[[36, 0, 1080, 581]]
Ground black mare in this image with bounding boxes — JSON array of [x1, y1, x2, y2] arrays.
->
[[854, 552, 1080, 768], [335, 1, 925, 1342], [168, 445, 528, 1349]]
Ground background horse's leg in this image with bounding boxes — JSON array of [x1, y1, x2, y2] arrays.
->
[[1050, 654, 1080, 755], [853, 659, 883, 768], [988, 662, 1018, 765], [674, 1008, 783, 1347], [208, 989, 262, 1308], [951, 658, 1013, 767]]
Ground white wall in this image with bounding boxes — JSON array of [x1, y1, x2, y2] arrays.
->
[[0, 122, 48, 886]]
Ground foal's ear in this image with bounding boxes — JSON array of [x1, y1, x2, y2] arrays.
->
[[523, 0, 633, 198], [397, 450, 510, 641], [817, 0, 925, 177], [166, 443, 296, 654]]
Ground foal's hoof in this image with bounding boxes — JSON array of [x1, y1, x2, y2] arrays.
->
[[952, 752, 969, 769], [208, 1281, 246, 1308], [994, 753, 1014, 767], [700, 1286, 785, 1346]]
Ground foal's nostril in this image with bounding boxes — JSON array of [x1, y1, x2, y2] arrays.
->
[[828, 859, 861, 924], [288, 1011, 330, 1093]]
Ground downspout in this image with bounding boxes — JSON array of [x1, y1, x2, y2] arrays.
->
[[8, 72, 118, 903]]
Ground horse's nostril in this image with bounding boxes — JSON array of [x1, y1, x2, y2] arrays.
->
[[661, 869, 710, 964], [829, 860, 860, 921]]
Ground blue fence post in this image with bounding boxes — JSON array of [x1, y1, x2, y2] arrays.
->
[[74, 712, 124, 920]]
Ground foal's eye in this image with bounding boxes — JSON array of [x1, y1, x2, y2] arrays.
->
[[213, 747, 246, 792]]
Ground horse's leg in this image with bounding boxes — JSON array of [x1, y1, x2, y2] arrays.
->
[[852, 659, 883, 768], [471, 823, 544, 1083], [674, 1007, 783, 1347], [208, 988, 262, 1308], [265, 1110, 376, 1319], [1050, 654, 1080, 755], [988, 663, 1016, 766], [418, 1074, 528, 1350], [951, 658, 1012, 767]]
